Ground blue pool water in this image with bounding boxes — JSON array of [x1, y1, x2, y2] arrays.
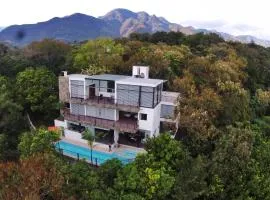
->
[[55, 141, 140, 165]]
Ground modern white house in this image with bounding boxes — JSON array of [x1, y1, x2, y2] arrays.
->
[[55, 66, 180, 147]]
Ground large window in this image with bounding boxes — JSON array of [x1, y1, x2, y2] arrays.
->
[[140, 86, 154, 108], [117, 84, 163, 108], [117, 84, 140, 106]]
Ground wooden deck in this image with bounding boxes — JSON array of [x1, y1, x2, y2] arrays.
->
[[63, 110, 138, 133]]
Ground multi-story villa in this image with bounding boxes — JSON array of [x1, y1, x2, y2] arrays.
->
[[55, 66, 180, 147]]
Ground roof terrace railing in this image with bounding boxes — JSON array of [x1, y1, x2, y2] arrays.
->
[[70, 95, 140, 112]]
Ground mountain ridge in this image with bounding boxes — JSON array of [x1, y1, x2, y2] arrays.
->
[[0, 8, 269, 47]]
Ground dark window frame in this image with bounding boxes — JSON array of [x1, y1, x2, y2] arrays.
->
[[140, 113, 147, 120]]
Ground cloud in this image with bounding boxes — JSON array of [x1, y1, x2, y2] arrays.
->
[[179, 19, 270, 40], [181, 20, 260, 33], [230, 24, 259, 32], [217, 24, 263, 38], [180, 19, 227, 29], [215, 24, 270, 41]]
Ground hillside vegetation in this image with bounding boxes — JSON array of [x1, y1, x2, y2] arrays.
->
[[1, 32, 270, 199]]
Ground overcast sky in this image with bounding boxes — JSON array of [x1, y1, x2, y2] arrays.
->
[[0, 0, 269, 39]]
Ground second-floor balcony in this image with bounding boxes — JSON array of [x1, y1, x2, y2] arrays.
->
[[70, 95, 140, 112], [63, 109, 138, 133]]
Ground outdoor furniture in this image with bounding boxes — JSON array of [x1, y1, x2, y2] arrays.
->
[[124, 113, 131, 117]]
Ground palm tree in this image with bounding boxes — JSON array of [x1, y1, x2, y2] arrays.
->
[[82, 128, 95, 163]]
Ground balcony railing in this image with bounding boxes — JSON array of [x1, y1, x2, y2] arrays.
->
[[70, 95, 140, 112], [63, 109, 138, 133]]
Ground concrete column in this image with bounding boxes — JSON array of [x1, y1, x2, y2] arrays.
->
[[63, 120, 68, 129], [84, 79, 86, 100], [114, 130, 119, 147], [155, 126, 160, 137], [149, 131, 154, 138], [65, 120, 69, 129]]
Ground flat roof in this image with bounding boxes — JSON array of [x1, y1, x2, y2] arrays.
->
[[68, 74, 91, 79], [116, 77, 164, 87], [68, 73, 164, 87], [87, 74, 130, 81], [162, 91, 180, 97]]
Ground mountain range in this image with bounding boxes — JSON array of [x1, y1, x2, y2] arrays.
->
[[0, 8, 269, 47]]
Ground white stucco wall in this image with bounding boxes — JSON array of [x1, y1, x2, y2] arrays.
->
[[138, 104, 161, 137], [54, 119, 67, 128], [64, 129, 88, 144], [152, 104, 161, 137]]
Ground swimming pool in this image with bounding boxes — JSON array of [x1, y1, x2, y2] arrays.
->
[[55, 141, 140, 165]]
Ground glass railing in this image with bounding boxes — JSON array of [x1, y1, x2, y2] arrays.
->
[[70, 95, 140, 111]]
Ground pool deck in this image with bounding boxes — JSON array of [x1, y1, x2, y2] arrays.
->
[[60, 137, 146, 155]]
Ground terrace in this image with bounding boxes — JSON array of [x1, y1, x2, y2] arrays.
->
[[63, 109, 138, 133], [69, 74, 141, 112], [70, 95, 140, 113], [55, 138, 145, 166]]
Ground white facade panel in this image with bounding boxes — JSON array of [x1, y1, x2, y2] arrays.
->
[[138, 105, 161, 137], [152, 104, 161, 136], [64, 129, 87, 144], [54, 119, 67, 128]]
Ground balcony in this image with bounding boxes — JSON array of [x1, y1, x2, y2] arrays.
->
[[115, 118, 138, 133], [70, 96, 140, 112], [63, 110, 138, 133]]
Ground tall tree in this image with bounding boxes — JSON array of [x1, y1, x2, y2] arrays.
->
[[24, 39, 71, 74], [73, 38, 124, 74], [0, 76, 24, 161], [208, 124, 254, 199], [16, 67, 58, 123], [18, 128, 60, 158], [0, 153, 65, 199], [82, 128, 95, 163]]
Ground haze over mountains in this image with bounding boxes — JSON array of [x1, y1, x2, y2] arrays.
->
[[0, 8, 269, 47]]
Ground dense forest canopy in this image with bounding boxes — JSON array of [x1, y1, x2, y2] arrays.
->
[[1, 32, 270, 199]]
